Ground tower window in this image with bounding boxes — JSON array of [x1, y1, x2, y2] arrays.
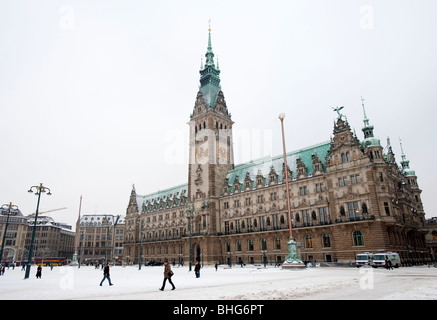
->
[[384, 202, 390, 216], [379, 172, 384, 182]]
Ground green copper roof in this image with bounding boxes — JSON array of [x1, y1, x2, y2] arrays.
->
[[361, 137, 381, 148], [225, 141, 331, 193], [136, 183, 188, 212], [199, 29, 221, 107]]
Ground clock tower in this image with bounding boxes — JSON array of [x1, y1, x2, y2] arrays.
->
[[187, 25, 234, 235]]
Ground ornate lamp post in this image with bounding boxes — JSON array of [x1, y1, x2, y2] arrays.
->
[[262, 249, 267, 268], [278, 114, 305, 269], [0, 202, 19, 264], [25, 183, 52, 279]]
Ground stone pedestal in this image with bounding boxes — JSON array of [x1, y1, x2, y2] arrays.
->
[[282, 238, 306, 270]]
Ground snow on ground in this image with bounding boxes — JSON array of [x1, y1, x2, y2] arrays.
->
[[0, 264, 436, 300]]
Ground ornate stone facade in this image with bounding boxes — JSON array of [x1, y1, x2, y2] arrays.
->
[[123, 29, 428, 266]]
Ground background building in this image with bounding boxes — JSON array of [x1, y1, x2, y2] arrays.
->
[[24, 216, 75, 263], [76, 214, 125, 265], [0, 208, 28, 264], [425, 217, 437, 262], [124, 28, 429, 267]]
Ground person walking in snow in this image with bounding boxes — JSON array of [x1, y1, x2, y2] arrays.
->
[[194, 261, 201, 278], [100, 263, 113, 286], [159, 259, 175, 291], [36, 265, 42, 279]]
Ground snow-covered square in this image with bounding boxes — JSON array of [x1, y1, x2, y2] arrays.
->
[[1, 264, 436, 300]]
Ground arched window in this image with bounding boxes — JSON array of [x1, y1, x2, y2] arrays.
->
[[353, 230, 364, 246], [275, 237, 281, 250], [248, 239, 254, 251], [261, 239, 267, 250], [295, 213, 300, 222], [322, 234, 331, 248], [340, 206, 346, 216], [305, 235, 313, 248], [236, 240, 242, 252], [362, 202, 368, 215], [225, 241, 231, 252]]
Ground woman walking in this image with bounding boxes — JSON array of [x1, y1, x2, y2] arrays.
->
[[159, 260, 175, 291], [36, 265, 42, 279]]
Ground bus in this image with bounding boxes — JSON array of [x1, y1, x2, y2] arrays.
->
[[34, 258, 67, 266]]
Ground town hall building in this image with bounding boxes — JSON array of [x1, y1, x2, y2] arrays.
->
[[123, 27, 428, 267]]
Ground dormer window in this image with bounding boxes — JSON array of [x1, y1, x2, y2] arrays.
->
[[341, 152, 351, 163]]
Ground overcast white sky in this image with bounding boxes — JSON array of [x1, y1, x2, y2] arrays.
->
[[1, 0, 436, 229]]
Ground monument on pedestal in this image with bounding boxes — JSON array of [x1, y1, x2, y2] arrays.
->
[[282, 238, 305, 269], [278, 113, 306, 270]]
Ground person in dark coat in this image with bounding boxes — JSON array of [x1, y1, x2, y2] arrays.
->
[[194, 261, 201, 278], [159, 260, 175, 291], [100, 263, 113, 286], [36, 265, 42, 279]]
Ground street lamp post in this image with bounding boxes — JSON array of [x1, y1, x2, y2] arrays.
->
[[278, 114, 305, 269], [262, 250, 267, 268], [138, 218, 144, 270], [0, 202, 19, 264], [25, 183, 52, 279], [186, 205, 194, 272], [78, 231, 84, 269]]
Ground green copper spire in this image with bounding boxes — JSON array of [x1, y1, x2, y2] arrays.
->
[[361, 96, 374, 139], [399, 138, 415, 176], [199, 20, 221, 107], [360, 96, 381, 148]]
